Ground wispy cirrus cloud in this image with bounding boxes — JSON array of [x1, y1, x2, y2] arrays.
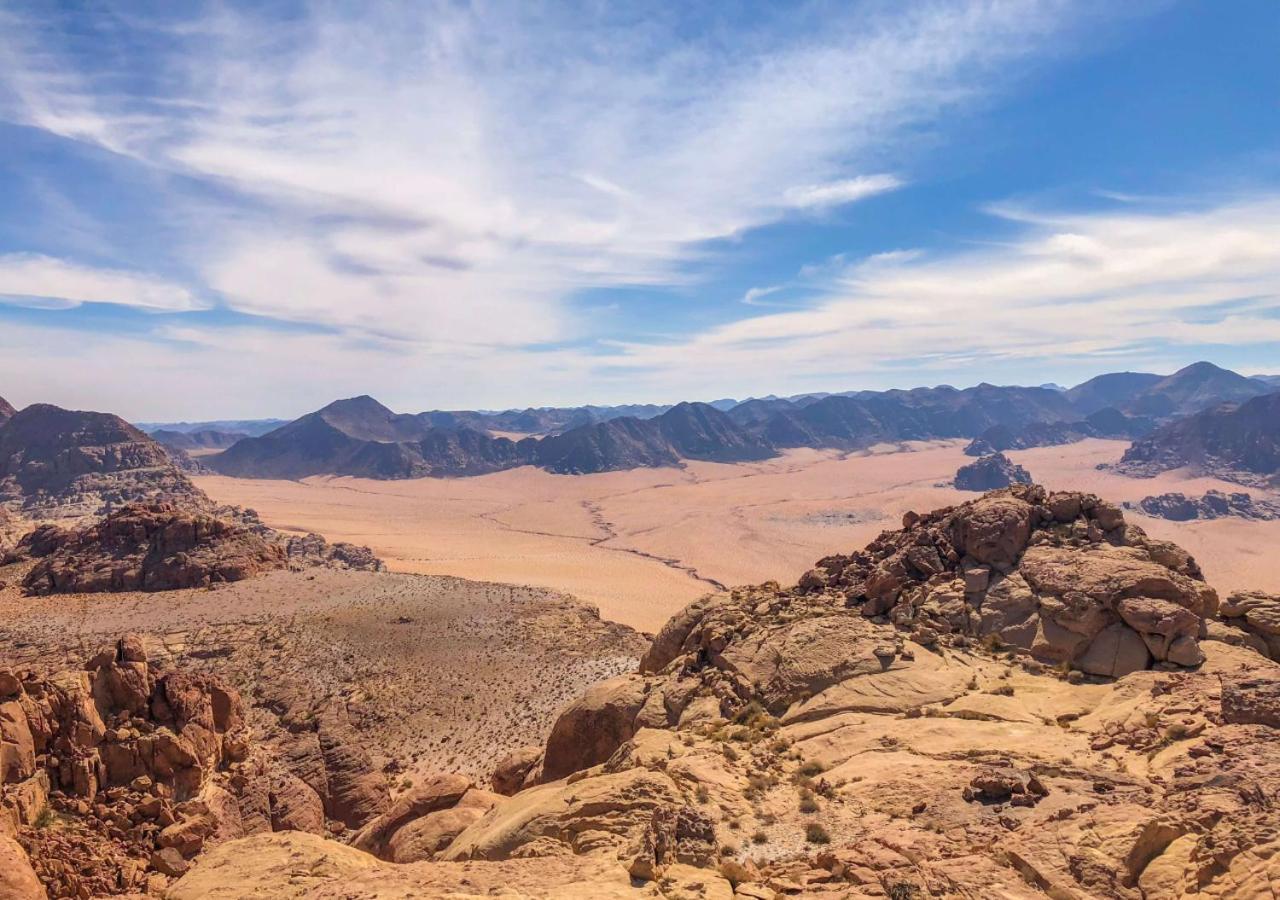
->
[[0, 253, 203, 312], [599, 197, 1280, 394], [0, 1, 1098, 348]]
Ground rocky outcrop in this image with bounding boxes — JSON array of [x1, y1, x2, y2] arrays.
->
[[953, 452, 1032, 491], [19, 502, 289, 594], [794, 485, 1215, 676], [1219, 591, 1280, 660], [1129, 489, 1280, 521], [1118, 391, 1280, 486], [0, 637, 288, 897], [0, 404, 206, 519], [0, 395, 15, 427]]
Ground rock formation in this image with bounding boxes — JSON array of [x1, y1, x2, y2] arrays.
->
[[795, 485, 1215, 675], [0, 636, 315, 897], [17, 502, 289, 594], [0, 395, 16, 426], [0, 405, 205, 519], [1118, 391, 1280, 486], [1130, 490, 1280, 521], [8, 502, 381, 595], [1218, 591, 1280, 660], [953, 452, 1033, 491]]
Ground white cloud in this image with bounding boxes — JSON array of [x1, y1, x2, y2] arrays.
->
[[597, 197, 1280, 393], [0, 1, 1097, 346], [783, 175, 904, 209], [0, 254, 202, 312]]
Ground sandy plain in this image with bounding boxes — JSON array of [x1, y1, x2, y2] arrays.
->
[[194, 439, 1280, 633]]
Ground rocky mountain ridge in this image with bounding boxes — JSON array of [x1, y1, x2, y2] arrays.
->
[[200, 362, 1272, 481], [1118, 391, 1280, 486]]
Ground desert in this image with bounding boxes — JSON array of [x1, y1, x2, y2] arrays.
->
[[4, 5, 1280, 897], [191, 439, 1280, 633]]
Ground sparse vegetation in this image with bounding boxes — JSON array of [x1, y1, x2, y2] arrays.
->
[[804, 822, 831, 844]]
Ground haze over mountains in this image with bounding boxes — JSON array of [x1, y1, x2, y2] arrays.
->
[[199, 361, 1280, 480]]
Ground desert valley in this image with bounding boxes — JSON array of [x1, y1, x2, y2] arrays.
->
[[3, 361, 1280, 899]]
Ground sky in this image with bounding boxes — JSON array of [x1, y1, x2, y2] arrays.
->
[[1, 0, 1278, 421]]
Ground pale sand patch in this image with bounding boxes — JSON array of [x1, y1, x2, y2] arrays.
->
[[194, 439, 1280, 632]]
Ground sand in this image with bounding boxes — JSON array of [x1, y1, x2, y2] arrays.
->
[[194, 439, 1280, 633]]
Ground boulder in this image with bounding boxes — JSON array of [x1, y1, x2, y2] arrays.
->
[[0, 835, 44, 900], [491, 746, 541, 796], [350, 774, 471, 858], [1076, 623, 1152, 678], [540, 675, 650, 781]]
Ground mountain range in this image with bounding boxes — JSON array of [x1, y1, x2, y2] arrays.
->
[[201, 361, 1280, 480]]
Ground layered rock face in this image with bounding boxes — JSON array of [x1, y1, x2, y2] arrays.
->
[[0, 405, 205, 519], [1131, 490, 1280, 521], [0, 637, 304, 897], [18, 502, 289, 594], [797, 484, 1216, 676], [1219, 591, 1280, 660], [953, 452, 1033, 491]]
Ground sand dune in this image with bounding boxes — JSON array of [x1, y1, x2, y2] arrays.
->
[[195, 439, 1280, 632]]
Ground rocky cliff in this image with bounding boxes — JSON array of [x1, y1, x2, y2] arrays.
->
[[1118, 392, 1280, 487], [0, 405, 205, 519]]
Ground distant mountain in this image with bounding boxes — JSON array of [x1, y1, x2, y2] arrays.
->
[[151, 429, 248, 452], [963, 408, 1155, 456], [1065, 362, 1270, 418], [1065, 371, 1163, 414], [140, 418, 288, 437], [1250, 374, 1280, 388], [211, 399, 773, 479], [419, 403, 671, 437], [760, 384, 1076, 451], [0, 404, 205, 517], [725, 397, 798, 427], [1126, 362, 1270, 417], [0, 394, 15, 426], [1118, 392, 1280, 486]]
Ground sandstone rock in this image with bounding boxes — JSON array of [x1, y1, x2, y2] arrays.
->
[[953, 453, 1033, 491], [1219, 591, 1280, 660], [267, 771, 325, 834], [1134, 489, 1280, 521], [491, 746, 541, 796], [540, 674, 650, 782], [385, 789, 500, 863], [1076, 623, 1151, 678], [22, 502, 289, 594], [1221, 676, 1280, 728], [0, 835, 44, 900], [350, 773, 471, 858]]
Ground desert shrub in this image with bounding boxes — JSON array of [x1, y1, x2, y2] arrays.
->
[[804, 823, 830, 844]]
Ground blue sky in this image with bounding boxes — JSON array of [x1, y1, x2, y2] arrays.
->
[[1, 0, 1278, 420]]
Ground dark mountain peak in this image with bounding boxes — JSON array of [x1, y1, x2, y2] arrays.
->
[[0, 394, 15, 424], [0, 403, 203, 518], [1119, 391, 1280, 486], [2, 403, 149, 446]]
